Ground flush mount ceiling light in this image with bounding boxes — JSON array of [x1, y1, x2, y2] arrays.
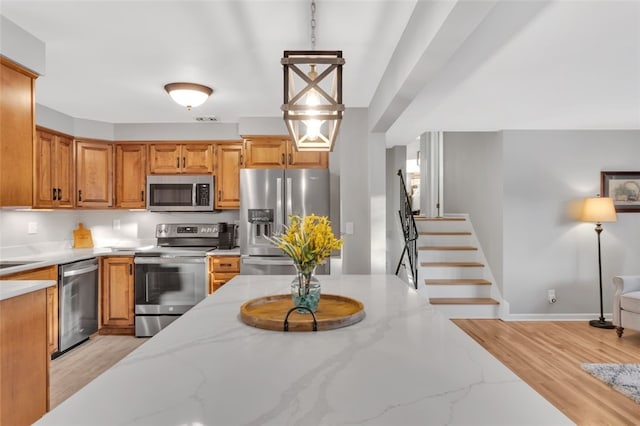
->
[[164, 82, 213, 110], [281, 0, 345, 152]]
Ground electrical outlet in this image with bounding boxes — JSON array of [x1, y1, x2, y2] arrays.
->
[[345, 222, 354, 235], [28, 222, 38, 234], [547, 289, 557, 304]]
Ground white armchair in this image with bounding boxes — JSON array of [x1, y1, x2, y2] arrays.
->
[[612, 275, 640, 337]]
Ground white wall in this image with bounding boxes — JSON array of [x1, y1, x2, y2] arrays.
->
[[444, 132, 504, 291], [386, 145, 407, 274], [0, 15, 45, 75], [369, 132, 386, 274], [338, 108, 371, 273], [502, 130, 640, 316], [444, 129, 640, 316]]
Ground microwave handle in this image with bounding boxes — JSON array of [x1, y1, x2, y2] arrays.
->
[[192, 183, 197, 206]]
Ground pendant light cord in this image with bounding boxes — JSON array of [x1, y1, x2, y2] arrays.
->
[[311, 0, 317, 50]]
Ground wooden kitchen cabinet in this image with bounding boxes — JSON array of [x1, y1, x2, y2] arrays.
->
[[76, 140, 113, 208], [215, 142, 243, 209], [0, 58, 36, 207], [208, 255, 240, 294], [34, 127, 75, 208], [0, 289, 49, 425], [148, 143, 213, 174], [1, 265, 59, 355], [243, 137, 328, 169], [115, 144, 147, 208], [101, 257, 135, 335]]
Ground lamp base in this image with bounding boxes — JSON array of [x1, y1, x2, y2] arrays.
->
[[589, 319, 615, 329]]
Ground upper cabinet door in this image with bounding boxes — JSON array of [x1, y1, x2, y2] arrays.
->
[[215, 142, 243, 209], [34, 130, 56, 208], [55, 135, 74, 208], [34, 128, 74, 208], [182, 144, 213, 174], [286, 141, 329, 169], [0, 59, 35, 207], [115, 144, 147, 208], [243, 137, 329, 169], [148, 143, 213, 174], [148, 144, 181, 174], [76, 140, 113, 208], [243, 137, 287, 168]]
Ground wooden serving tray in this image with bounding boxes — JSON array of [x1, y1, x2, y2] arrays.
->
[[240, 294, 365, 332]]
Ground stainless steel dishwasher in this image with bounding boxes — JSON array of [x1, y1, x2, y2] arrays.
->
[[56, 257, 99, 357]]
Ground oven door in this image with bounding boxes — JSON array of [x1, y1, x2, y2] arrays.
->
[[134, 256, 207, 315]]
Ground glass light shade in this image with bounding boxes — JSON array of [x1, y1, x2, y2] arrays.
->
[[581, 197, 617, 223], [164, 83, 212, 110], [281, 51, 345, 152]]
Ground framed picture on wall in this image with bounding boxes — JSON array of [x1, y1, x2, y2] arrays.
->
[[601, 171, 640, 212]]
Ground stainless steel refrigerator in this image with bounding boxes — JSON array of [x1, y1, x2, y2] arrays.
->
[[240, 168, 330, 275]]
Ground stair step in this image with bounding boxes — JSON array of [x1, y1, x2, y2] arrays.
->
[[419, 231, 472, 236], [425, 279, 491, 286], [429, 298, 499, 305], [414, 216, 466, 222], [421, 262, 484, 267], [419, 246, 477, 251]]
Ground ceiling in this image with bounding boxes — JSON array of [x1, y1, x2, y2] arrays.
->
[[1, 0, 639, 147]]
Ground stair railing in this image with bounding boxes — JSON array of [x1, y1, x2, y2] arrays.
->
[[395, 169, 418, 289]]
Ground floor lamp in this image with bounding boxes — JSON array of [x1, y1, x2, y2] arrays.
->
[[581, 196, 617, 329]]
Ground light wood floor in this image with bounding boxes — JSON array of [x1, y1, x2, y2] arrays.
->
[[454, 320, 640, 426], [50, 335, 147, 408]]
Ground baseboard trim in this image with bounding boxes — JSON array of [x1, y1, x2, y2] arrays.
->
[[502, 313, 614, 322]]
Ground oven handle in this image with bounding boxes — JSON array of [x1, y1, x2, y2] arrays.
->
[[134, 257, 205, 265]]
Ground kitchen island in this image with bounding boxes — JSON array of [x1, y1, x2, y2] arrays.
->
[[36, 275, 571, 425]]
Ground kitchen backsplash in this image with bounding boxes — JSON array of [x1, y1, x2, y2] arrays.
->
[[0, 209, 239, 255]]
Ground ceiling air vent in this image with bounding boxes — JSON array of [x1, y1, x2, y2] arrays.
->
[[195, 116, 217, 122]]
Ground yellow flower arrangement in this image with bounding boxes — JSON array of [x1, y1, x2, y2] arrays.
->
[[268, 214, 343, 275]]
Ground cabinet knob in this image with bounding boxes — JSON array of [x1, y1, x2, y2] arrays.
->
[[176, 157, 180, 168], [78, 190, 82, 202], [129, 264, 133, 275], [288, 153, 292, 165], [141, 190, 144, 202], [218, 190, 221, 202], [281, 153, 285, 165], [239, 154, 243, 166], [52, 188, 57, 201], [182, 157, 186, 168], [57, 188, 62, 200]]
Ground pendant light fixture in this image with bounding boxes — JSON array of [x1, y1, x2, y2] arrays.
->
[[164, 82, 213, 110], [281, 0, 345, 152]]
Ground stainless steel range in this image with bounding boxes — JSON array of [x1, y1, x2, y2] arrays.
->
[[134, 223, 221, 337]]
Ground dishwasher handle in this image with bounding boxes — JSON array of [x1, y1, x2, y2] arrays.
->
[[62, 264, 99, 277]]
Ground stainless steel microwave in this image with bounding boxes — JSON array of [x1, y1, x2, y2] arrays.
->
[[146, 175, 214, 212]]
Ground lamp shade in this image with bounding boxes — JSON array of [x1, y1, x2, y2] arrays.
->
[[164, 82, 213, 110], [581, 196, 617, 223]]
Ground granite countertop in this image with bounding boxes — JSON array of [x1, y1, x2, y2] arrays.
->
[[35, 274, 572, 426], [0, 280, 57, 301]]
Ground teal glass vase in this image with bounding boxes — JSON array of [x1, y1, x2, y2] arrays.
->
[[291, 263, 321, 313]]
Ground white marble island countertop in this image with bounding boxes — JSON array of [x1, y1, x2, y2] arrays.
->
[[36, 275, 572, 426]]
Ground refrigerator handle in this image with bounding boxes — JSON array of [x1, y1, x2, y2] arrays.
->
[[276, 177, 283, 232], [286, 177, 292, 223]]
